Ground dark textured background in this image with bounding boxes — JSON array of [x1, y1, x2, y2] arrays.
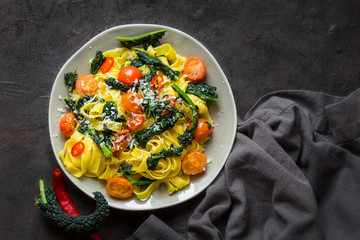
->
[[1, 0, 360, 239]]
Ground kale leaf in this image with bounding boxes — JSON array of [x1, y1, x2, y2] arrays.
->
[[117, 29, 167, 50], [36, 180, 109, 237], [134, 111, 182, 148], [64, 69, 78, 92], [186, 83, 219, 101], [171, 84, 198, 147], [120, 164, 155, 185], [147, 145, 183, 170], [102, 101, 126, 123], [104, 77, 130, 92], [135, 50, 180, 80], [90, 51, 106, 75]]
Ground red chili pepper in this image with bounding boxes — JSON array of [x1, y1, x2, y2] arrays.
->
[[150, 74, 164, 92], [71, 141, 85, 157], [52, 169, 103, 240]]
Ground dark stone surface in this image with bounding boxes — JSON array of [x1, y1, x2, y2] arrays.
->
[[1, 0, 359, 239]]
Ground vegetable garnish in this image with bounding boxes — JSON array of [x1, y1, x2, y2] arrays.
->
[[76, 74, 98, 97], [120, 92, 144, 114], [106, 176, 134, 199], [117, 29, 167, 50], [135, 50, 180, 80], [186, 82, 219, 102], [64, 68, 78, 92], [146, 145, 184, 170], [90, 51, 106, 75], [36, 175, 109, 237], [150, 74, 164, 92], [60, 112, 77, 138], [171, 84, 198, 147], [189, 118, 213, 141], [183, 57, 207, 81], [117, 66, 143, 87], [71, 141, 85, 157], [182, 151, 207, 175], [100, 57, 114, 74], [129, 115, 145, 130]]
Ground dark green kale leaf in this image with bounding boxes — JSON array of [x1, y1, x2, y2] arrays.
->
[[130, 59, 145, 68], [78, 122, 113, 158], [104, 77, 130, 92], [120, 164, 155, 185], [117, 29, 167, 50], [36, 180, 109, 237], [186, 83, 219, 102], [171, 84, 198, 147], [134, 111, 182, 148], [135, 50, 180, 80], [102, 101, 126, 123], [64, 69, 78, 92], [147, 145, 183, 170], [90, 51, 106, 75]]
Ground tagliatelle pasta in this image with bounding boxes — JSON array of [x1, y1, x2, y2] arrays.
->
[[58, 31, 217, 200]]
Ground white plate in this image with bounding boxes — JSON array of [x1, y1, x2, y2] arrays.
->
[[48, 24, 237, 211]]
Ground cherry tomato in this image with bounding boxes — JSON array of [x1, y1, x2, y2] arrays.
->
[[106, 176, 134, 199], [188, 118, 213, 141], [129, 115, 145, 130], [183, 57, 207, 81], [111, 130, 131, 157], [182, 151, 207, 175], [117, 66, 142, 87], [120, 92, 144, 114], [60, 112, 77, 138], [75, 74, 98, 97], [100, 57, 114, 73], [150, 74, 164, 92], [71, 141, 85, 157], [159, 95, 176, 118]]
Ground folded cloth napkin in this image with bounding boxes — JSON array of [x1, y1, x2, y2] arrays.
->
[[127, 89, 360, 240]]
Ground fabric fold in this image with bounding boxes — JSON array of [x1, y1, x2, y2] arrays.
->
[[127, 89, 360, 240]]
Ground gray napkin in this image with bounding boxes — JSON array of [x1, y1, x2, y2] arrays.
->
[[127, 89, 360, 240]]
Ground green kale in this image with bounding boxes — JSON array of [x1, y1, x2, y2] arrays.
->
[[64, 97, 84, 121], [64, 69, 78, 92], [90, 51, 106, 75], [78, 122, 113, 158], [141, 65, 158, 118], [147, 145, 183, 170], [134, 111, 182, 148], [186, 83, 219, 101], [36, 180, 109, 237], [117, 29, 167, 50], [120, 164, 155, 185], [102, 101, 126, 123], [135, 50, 180, 80], [104, 77, 130, 92], [130, 59, 145, 68], [171, 84, 198, 147]]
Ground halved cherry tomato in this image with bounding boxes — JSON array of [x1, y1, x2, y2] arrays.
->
[[150, 74, 164, 92], [117, 66, 142, 87], [188, 118, 213, 141], [60, 112, 77, 138], [129, 115, 145, 130], [182, 151, 207, 175], [71, 141, 85, 157], [75, 74, 98, 97], [106, 176, 134, 199], [159, 95, 176, 118], [120, 92, 144, 114], [111, 130, 131, 157], [100, 57, 114, 74], [183, 57, 207, 81]]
